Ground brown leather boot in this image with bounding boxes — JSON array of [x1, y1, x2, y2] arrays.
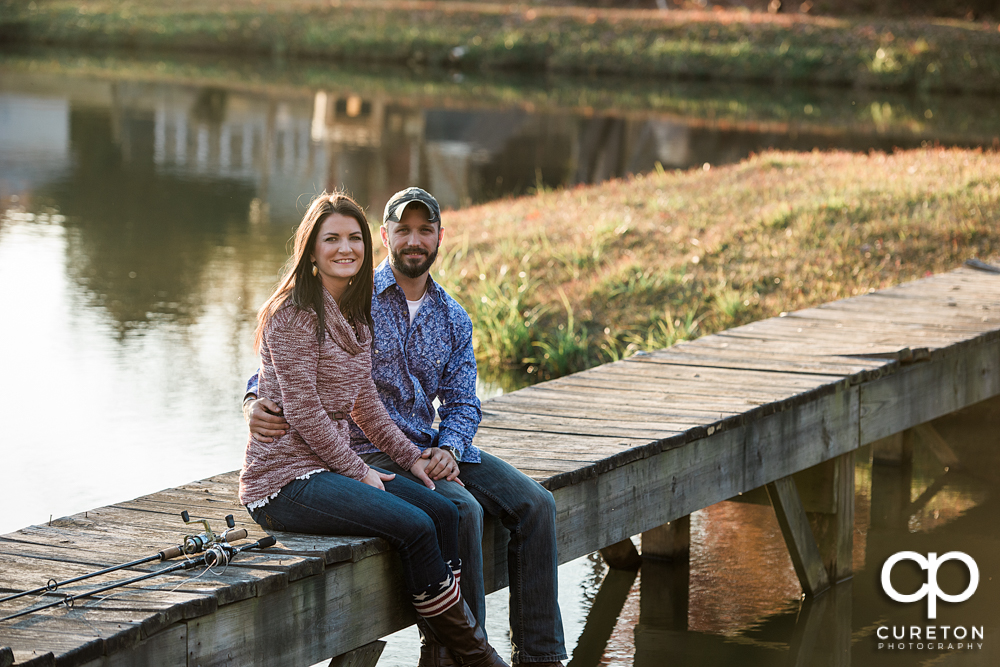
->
[[417, 618, 457, 667], [419, 599, 508, 667]]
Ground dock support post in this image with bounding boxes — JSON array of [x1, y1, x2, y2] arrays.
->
[[805, 453, 855, 583], [767, 477, 831, 597], [769, 452, 855, 594], [870, 433, 913, 532], [831, 453, 855, 583], [627, 517, 692, 664], [327, 640, 386, 667], [640, 516, 690, 561], [599, 538, 642, 571], [871, 430, 913, 466]]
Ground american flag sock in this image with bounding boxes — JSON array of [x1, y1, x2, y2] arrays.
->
[[412, 570, 461, 618]]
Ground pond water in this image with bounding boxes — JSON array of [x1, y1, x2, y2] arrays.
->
[[1, 51, 998, 665]]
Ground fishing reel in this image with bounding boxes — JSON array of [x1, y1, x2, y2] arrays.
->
[[204, 542, 238, 568], [177, 511, 247, 556]]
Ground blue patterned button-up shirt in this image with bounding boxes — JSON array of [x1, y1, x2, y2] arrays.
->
[[247, 260, 482, 463]]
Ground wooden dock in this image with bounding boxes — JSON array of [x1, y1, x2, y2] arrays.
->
[[1, 263, 999, 667]]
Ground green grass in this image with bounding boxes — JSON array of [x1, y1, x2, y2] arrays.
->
[[2, 0, 1000, 92]]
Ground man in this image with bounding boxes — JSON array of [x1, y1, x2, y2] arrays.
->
[[244, 187, 567, 666]]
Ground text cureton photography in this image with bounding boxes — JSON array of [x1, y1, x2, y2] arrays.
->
[[876, 550, 986, 653]]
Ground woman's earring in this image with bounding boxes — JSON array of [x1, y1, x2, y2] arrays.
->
[[349, 278, 353, 286], [311, 263, 318, 277]]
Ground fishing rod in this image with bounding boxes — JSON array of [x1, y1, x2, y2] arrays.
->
[[0, 535, 277, 623], [0, 512, 247, 605]]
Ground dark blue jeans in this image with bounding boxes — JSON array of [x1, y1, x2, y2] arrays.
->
[[247, 469, 460, 597], [361, 450, 567, 664]]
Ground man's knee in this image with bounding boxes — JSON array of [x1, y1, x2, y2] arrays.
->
[[431, 493, 462, 528], [517, 479, 556, 527], [455, 492, 485, 532], [439, 483, 485, 536]]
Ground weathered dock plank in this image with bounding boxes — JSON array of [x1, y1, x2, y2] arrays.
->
[[859, 333, 1000, 444], [2, 265, 999, 666]]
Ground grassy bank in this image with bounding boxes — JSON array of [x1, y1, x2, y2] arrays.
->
[[424, 148, 999, 388], [4, 48, 1000, 146], [2, 1, 999, 92]]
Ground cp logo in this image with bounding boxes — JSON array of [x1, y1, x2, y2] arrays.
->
[[881, 551, 979, 619]]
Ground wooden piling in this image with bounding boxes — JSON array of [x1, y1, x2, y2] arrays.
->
[[767, 476, 831, 597], [641, 517, 690, 561], [598, 539, 642, 571], [871, 431, 913, 466]]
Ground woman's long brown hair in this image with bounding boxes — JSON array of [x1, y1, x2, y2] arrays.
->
[[254, 192, 375, 352]]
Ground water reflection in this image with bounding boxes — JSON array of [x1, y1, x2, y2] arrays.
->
[[58, 107, 258, 332], [6, 57, 998, 222], [573, 397, 1000, 666]]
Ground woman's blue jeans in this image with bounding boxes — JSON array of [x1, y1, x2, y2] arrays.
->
[[247, 468, 460, 596], [361, 450, 567, 664]]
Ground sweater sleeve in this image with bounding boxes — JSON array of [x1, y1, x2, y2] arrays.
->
[[352, 367, 422, 471], [266, 311, 370, 481]]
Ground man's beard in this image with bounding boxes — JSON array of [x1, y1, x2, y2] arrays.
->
[[389, 242, 439, 279]]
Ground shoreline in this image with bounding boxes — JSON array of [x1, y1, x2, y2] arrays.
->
[[1, 0, 999, 93], [3, 48, 1000, 154]]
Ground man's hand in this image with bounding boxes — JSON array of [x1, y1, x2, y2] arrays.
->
[[361, 468, 395, 491], [420, 447, 462, 483], [245, 397, 290, 443]]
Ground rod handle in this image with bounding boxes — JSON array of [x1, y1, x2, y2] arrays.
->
[[225, 528, 248, 542], [159, 544, 185, 560], [258, 536, 277, 549]]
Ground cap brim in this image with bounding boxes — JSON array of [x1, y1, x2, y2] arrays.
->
[[386, 197, 441, 223]]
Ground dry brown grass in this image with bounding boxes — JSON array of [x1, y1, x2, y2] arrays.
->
[[431, 147, 999, 385]]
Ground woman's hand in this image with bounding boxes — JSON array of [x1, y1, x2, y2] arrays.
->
[[409, 457, 438, 491], [361, 468, 395, 491]]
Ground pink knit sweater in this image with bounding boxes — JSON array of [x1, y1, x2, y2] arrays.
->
[[239, 288, 422, 507]]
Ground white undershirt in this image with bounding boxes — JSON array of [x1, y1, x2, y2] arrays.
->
[[406, 292, 427, 325]]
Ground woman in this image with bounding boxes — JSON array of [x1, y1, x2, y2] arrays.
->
[[239, 192, 505, 667]]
